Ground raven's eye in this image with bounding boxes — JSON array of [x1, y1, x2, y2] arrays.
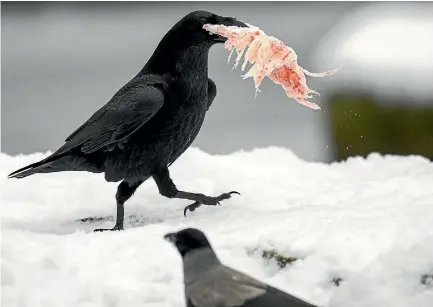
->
[[199, 17, 207, 24]]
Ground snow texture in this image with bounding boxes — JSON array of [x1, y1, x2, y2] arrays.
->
[[1, 147, 433, 307]]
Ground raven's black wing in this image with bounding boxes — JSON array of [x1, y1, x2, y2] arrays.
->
[[7, 74, 168, 179], [61, 74, 166, 154]]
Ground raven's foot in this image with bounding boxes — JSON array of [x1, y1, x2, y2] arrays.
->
[[94, 225, 124, 232], [183, 191, 240, 217]]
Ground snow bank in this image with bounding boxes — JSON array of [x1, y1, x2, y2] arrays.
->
[[1, 147, 433, 307]]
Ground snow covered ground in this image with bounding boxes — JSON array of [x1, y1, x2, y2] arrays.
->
[[1, 147, 433, 307]]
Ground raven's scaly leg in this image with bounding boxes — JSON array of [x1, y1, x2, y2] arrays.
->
[[177, 191, 240, 216], [153, 167, 240, 217], [94, 179, 144, 232]]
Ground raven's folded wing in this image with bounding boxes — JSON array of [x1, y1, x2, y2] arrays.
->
[[62, 74, 166, 154]]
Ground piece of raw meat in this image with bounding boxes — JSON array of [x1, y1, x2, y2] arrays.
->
[[203, 23, 340, 110]]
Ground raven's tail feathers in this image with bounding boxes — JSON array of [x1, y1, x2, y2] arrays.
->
[[8, 158, 56, 179]]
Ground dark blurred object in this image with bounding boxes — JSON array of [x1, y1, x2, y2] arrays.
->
[[328, 92, 433, 162]]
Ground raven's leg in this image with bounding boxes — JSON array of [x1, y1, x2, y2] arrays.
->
[[94, 179, 144, 232], [153, 167, 240, 216]]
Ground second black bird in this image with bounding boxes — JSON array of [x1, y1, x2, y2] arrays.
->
[[164, 228, 318, 307], [8, 11, 247, 231]]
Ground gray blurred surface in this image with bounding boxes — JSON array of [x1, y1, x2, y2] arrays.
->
[[2, 1, 363, 161], [313, 2, 433, 104]]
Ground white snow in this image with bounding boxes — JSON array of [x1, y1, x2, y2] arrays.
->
[[2, 147, 433, 307]]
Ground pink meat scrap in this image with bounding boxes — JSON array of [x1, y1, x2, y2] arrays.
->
[[203, 23, 340, 110]]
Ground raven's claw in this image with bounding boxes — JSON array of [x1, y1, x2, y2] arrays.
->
[[94, 225, 124, 232], [184, 201, 201, 217], [183, 190, 241, 217]]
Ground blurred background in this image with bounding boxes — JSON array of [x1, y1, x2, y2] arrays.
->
[[2, 1, 433, 163]]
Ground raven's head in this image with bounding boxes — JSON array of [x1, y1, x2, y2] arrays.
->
[[144, 11, 248, 74], [164, 227, 213, 257], [170, 10, 248, 46]]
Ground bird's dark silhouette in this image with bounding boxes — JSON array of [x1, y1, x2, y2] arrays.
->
[[8, 11, 247, 231], [164, 228, 319, 307]]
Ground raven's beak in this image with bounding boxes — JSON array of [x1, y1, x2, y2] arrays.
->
[[212, 15, 249, 42], [164, 232, 177, 244]]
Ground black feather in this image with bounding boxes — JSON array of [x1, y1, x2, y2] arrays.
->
[[168, 228, 318, 307], [7, 11, 247, 232]]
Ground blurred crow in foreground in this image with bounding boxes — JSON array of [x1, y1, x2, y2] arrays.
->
[[164, 228, 318, 307], [8, 11, 246, 231]]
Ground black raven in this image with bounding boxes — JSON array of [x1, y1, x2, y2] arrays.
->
[[164, 228, 318, 307], [7, 11, 247, 231]]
